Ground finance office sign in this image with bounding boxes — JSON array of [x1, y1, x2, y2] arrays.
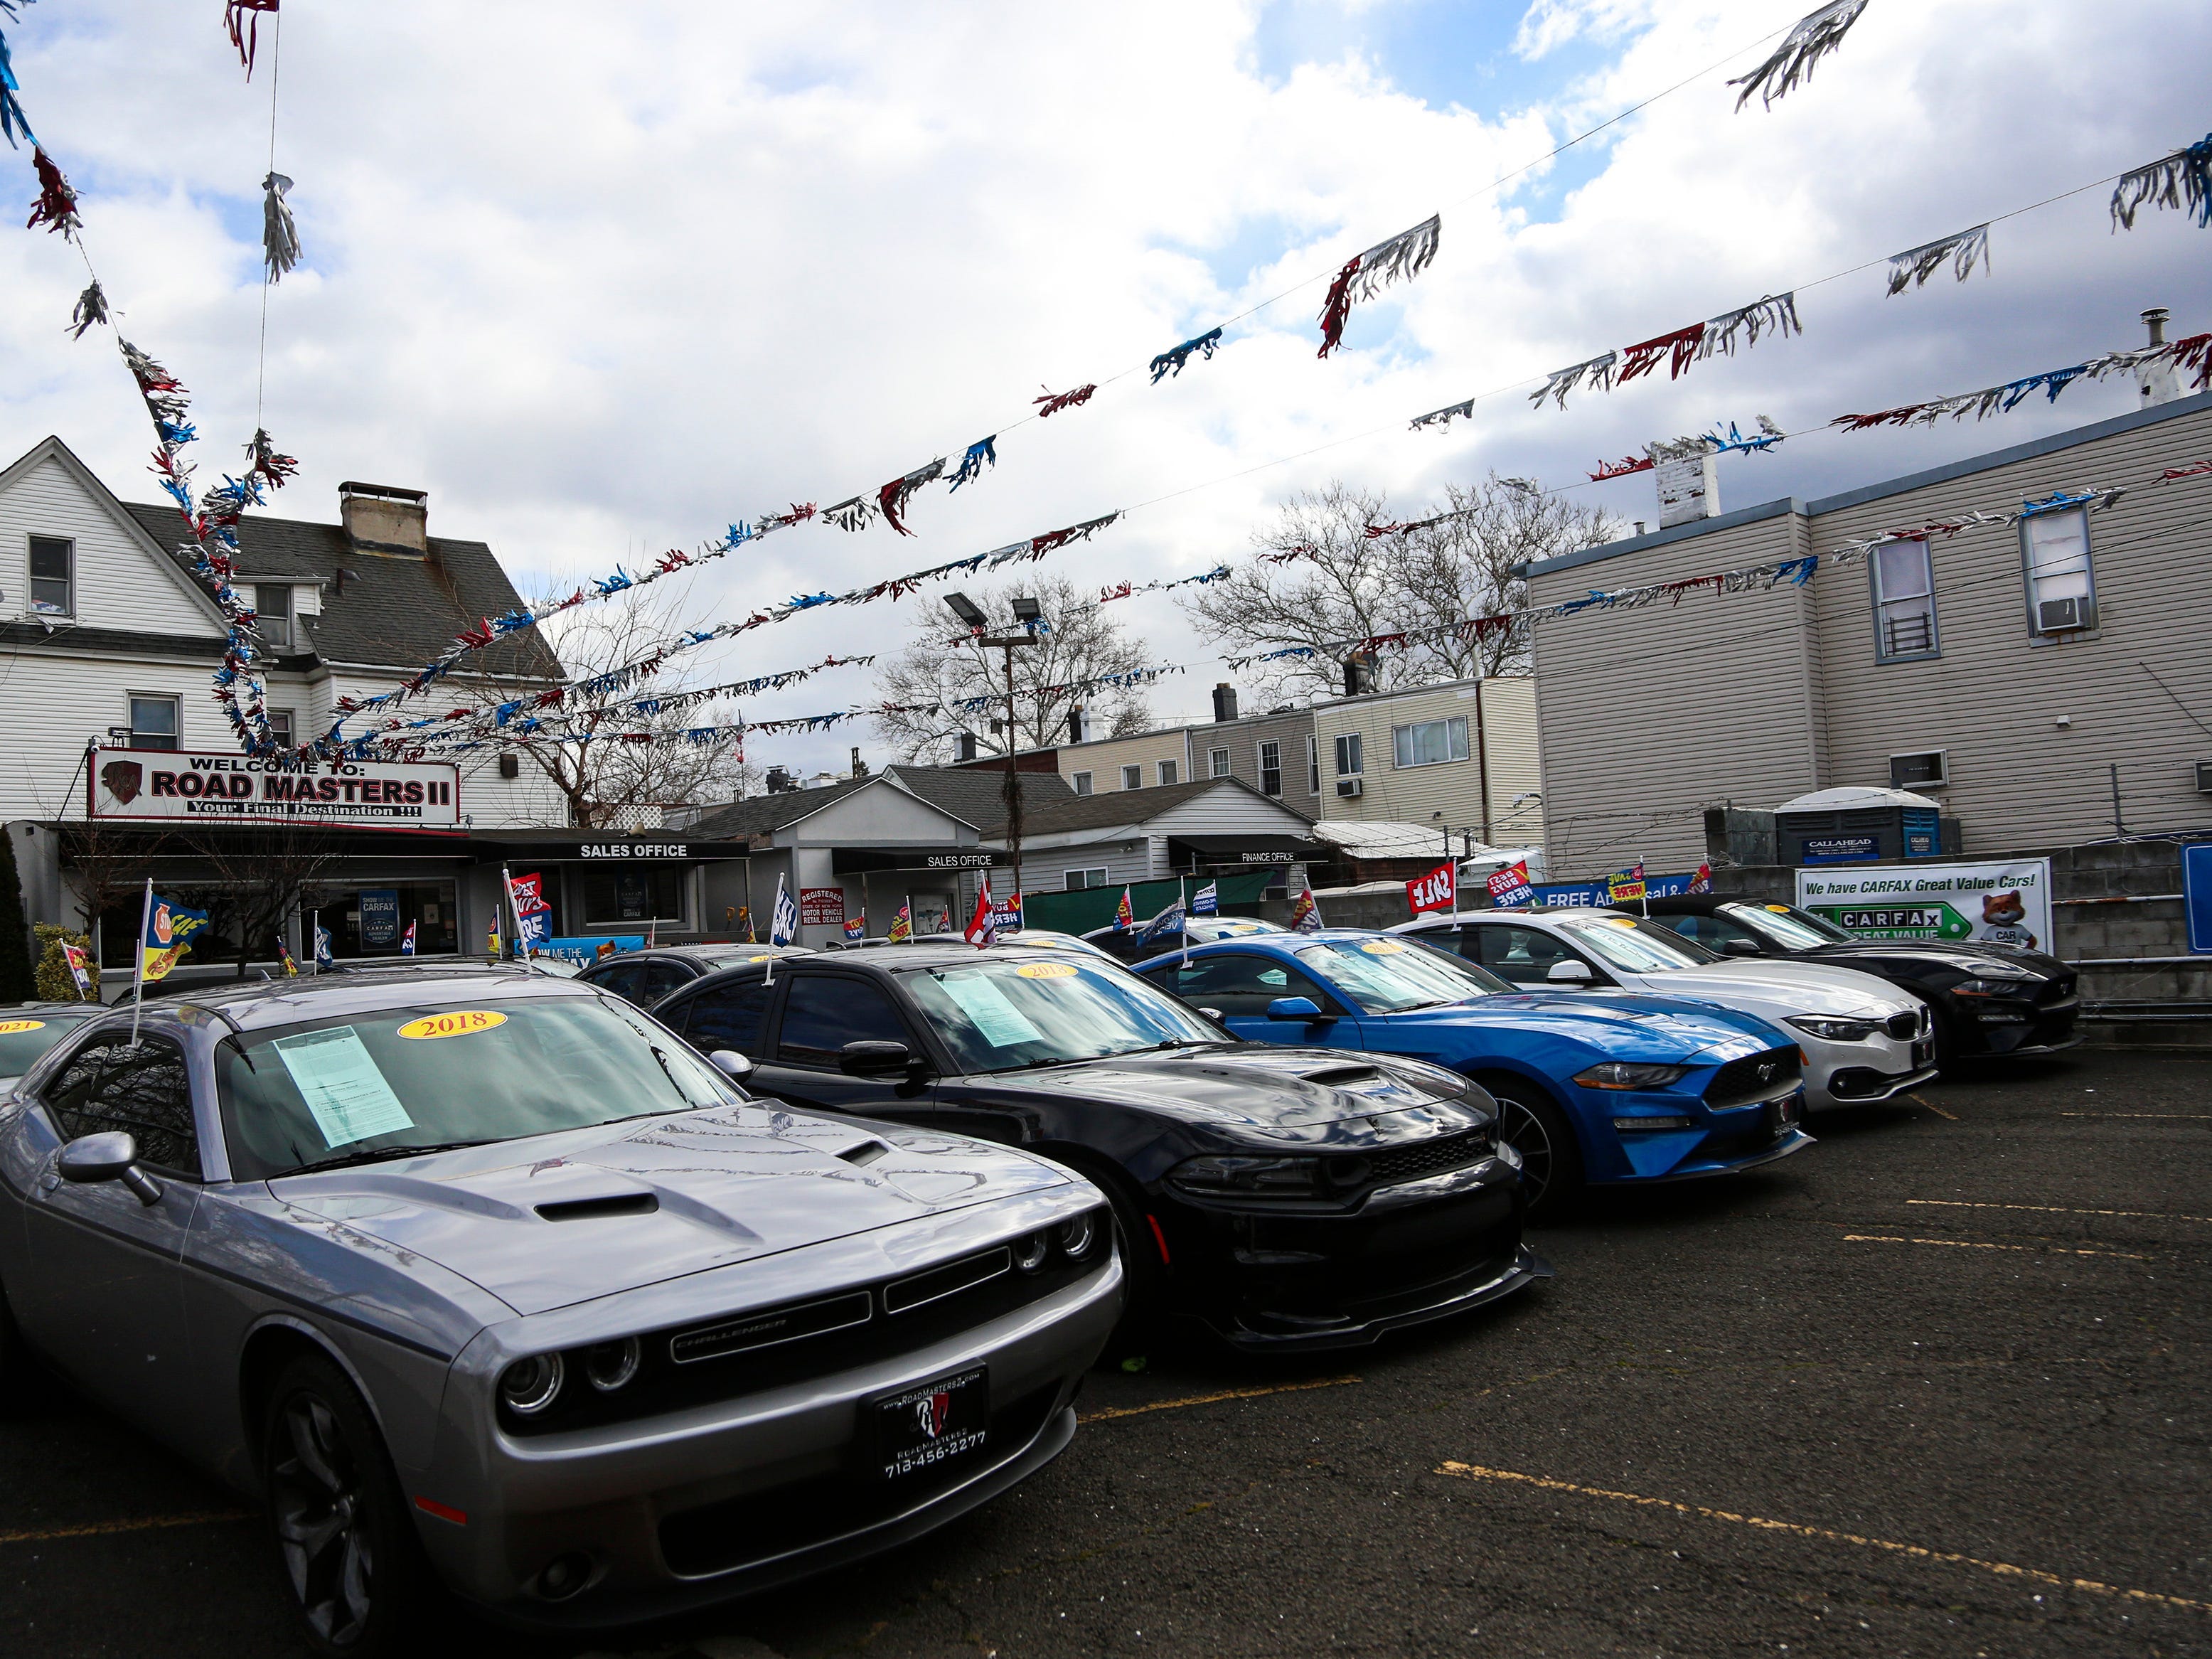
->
[[90, 750, 461, 828]]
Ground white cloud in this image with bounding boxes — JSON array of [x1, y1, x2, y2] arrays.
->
[[1512, 0, 1660, 61], [1, 0, 2206, 781]]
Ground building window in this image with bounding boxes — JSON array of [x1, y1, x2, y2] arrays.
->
[[267, 708, 294, 748], [28, 535, 73, 615], [1121, 764, 1141, 790], [1871, 540, 1938, 659], [582, 865, 685, 925], [1259, 740, 1282, 796], [1392, 717, 1469, 768], [1072, 770, 1093, 796], [1209, 747, 1231, 779], [2022, 509, 2097, 634], [1307, 735, 1320, 794], [255, 584, 292, 649], [1334, 732, 1363, 776], [1890, 750, 1947, 789], [1159, 759, 1178, 786], [128, 694, 180, 751], [1064, 867, 1111, 890]]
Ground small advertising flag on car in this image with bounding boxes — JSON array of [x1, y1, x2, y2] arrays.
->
[[769, 875, 800, 947], [843, 917, 866, 941], [1607, 862, 1647, 905], [1486, 860, 1536, 908], [1406, 861, 1457, 917], [400, 919, 418, 956], [1290, 889, 1323, 933], [316, 919, 335, 970], [1688, 863, 1714, 894], [1192, 881, 1219, 917], [1113, 887, 1135, 932], [888, 902, 913, 943], [965, 878, 999, 949], [275, 935, 299, 977], [60, 940, 96, 998]]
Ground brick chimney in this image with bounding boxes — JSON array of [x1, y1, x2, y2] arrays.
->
[[338, 481, 428, 553]]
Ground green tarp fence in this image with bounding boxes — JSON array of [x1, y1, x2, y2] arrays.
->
[[1020, 870, 1278, 936]]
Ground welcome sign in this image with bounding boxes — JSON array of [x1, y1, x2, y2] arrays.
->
[[90, 750, 461, 828]]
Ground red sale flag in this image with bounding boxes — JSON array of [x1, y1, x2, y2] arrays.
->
[[964, 878, 999, 949], [1113, 887, 1135, 932], [1406, 860, 1458, 916], [1688, 863, 1714, 894]]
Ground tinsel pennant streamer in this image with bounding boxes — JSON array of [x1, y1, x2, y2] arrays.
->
[[1034, 383, 1096, 418], [1529, 351, 1616, 412], [0, 6, 32, 150], [1705, 416, 1785, 456], [820, 495, 879, 533], [1316, 214, 1441, 358], [1830, 336, 2208, 432], [2159, 459, 2212, 484], [262, 171, 300, 281], [1729, 0, 1870, 112], [26, 144, 76, 238], [1150, 326, 1224, 384], [1096, 565, 1229, 605], [1588, 454, 1652, 482], [1617, 323, 1705, 384], [876, 457, 945, 536], [1410, 398, 1474, 432], [947, 436, 997, 491], [224, 0, 280, 78], [1886, 223, 1990, 294], [68, 277, 105, 338], [1698, 293, 1800, 361], [2110, 134, 2212, 232]]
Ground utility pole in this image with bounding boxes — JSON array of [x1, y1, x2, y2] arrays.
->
[[946, 592, 1042, 915]]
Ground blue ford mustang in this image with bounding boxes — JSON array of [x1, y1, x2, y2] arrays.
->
[[1134, 929, 1812, 1213]]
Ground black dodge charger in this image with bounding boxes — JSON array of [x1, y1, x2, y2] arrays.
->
[[648, 942, 1551, 1350], [1641, 896, 2080, 1064]]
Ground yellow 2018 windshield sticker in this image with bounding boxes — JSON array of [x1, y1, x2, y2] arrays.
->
[[0, 1019, 46, 1034], [1359, 939, 1409, 954], [1015, 961, 1079, 978], [397, 1009, 508, 1040]]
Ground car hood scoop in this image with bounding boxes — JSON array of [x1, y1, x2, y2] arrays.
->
[[274, 1104, 1066, 1315]]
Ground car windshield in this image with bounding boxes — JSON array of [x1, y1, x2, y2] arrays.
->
[[215, 993, 737, 1179], [1557, 916, 1721, 972], [1191, 917, 1283, 940], [0, 1012, 95, 1078], [1293, 939, 1512, 1012], [1721, 901, 1853, 947], [900, 956, 1222, 1074]]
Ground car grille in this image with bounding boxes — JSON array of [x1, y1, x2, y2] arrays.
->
[[1883, 1008, 1925, 1040], [1353, 1129, 1494, 1188], [1704, 1047, 1802, 1110]]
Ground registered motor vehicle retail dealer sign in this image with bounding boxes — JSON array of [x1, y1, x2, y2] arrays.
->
[[1796, 858, 2053, 951], [90, 750, 461, 828]]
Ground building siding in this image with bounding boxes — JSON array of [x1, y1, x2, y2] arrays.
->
[[1053, 729, 1193, 792], [1310, 676, 1547, 847]]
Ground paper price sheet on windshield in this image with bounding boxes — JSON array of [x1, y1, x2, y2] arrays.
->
[[274, 1025, 416, 1148], [938, 971, 1043, 1047]]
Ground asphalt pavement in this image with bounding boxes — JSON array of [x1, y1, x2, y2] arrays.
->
[[4, 1047, 2208, 1658]]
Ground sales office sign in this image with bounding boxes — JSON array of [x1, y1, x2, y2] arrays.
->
[[90, 750, 461, 828]]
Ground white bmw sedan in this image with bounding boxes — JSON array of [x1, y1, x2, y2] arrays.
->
[[1393, 909, 1937, 1111]]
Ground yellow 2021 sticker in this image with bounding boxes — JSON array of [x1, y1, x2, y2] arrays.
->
[[1015, 961, 1079, 978], [397, 1009, 508, 1041], [1359, 939, 1408, 954], [0, 1019, 46, 1035]]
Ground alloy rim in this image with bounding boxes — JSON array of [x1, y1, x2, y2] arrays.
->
[[270, 1392, 375, 1647], [1495, 1097, 1553, 1207]]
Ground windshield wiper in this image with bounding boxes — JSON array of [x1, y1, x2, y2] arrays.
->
[[282, 1140, 496, 1178]]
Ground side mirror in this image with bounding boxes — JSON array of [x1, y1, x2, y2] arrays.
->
[[58, 1130, 163, 1205], [1197, 1007, 1227, 1023], [1545, 959, 1593, 985], [708, 1049, 754, 1082], [841, 1039, 918, 1077], [1266, 996, 1325, 1021], [1720, 937, 1762, 957]]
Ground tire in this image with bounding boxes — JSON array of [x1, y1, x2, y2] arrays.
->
[[1475, 1073, 1584, 1221], [262, 1353, 438, 1658], [1044, 1148, 1166, 1352]]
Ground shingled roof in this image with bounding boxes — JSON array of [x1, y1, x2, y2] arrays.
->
[[882, 764, 1076, 836], [680, 777, 875, 840], [119, 501, 562, 683]]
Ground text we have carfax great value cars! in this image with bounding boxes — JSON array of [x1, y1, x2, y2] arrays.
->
[[0, 969, 1119, 1653]]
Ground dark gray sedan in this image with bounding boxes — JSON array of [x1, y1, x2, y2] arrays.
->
[[0, 967, 1118, 1653]]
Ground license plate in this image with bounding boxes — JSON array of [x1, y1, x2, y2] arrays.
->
[[1767, 1095, 1802, 1136], [1912, 1037, 1934, 1067], [871, 1366, 989, 1481]]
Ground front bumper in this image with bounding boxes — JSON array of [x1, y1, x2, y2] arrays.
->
[[1155, 1155, 1543, 1351], [1953, 991, 2082, 1057], [416, 1254, 1122, 1629], [1802, 1021, 1935, 1109]]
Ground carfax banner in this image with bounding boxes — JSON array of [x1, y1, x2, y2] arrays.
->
[[1795, 858, 2054, 952], [90, 750, 461, 828]]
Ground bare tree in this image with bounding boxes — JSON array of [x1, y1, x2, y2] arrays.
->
[[178, 818, 348, 978], [872, 573, 1155, 764], [1177, 474, 1618, 706]]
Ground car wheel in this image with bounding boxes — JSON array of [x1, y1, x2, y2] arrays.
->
[[262, 1353, 437, 1658], [1475, 1074, 1583, 1220], [1043, 1148, 1165, 1351]]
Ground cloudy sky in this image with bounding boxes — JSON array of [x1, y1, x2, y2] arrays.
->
[[4, 0, 2206, 776]]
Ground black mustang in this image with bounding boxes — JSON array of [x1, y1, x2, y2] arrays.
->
[[649, 942, 1550, 1351], [1640, 896, 2079, 1065]]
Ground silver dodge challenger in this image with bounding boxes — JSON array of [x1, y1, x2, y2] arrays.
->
[[0, 966, 1120, 1653]]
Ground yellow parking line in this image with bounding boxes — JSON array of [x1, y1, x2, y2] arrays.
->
[[1842, 1233, 2147, 1261], [0, 1510, 251, 1547], [1433, 1463, 2212, 1615], [1908, 1198, 2211, 1225], [2059, 1112, 2212, 1120], [1908, 1092, 1958, 1121], [1079, 1375, 1359, 1423]]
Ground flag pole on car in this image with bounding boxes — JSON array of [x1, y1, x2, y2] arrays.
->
[[129, 877, 151, 1045]]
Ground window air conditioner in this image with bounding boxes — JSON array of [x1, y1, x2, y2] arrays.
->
[[2196, 762, 2212, 796], [2034, 596, 2095, 634], [1335, 777, 1364, 799]]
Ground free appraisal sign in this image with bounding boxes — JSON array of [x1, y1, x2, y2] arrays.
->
[[89, 750, 461, 828]]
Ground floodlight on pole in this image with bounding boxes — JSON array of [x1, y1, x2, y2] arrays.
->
[[944, 592, 988, 629], [1010, 594, 1043, 624]]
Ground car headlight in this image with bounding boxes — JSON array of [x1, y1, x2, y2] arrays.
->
[[1959, 957, 2040, 981], [1014, 1232, 1050, 1272], [1955, 977, 2039, 998], [1785, 1015, 1880, 1042], [1056, 1212, 1100, 1258], [1169, 1154, 1326, 1197], [499, 1353, 565, 1414], [1571, 1061, 1692, 1090], [584, 1337, 641, 1393]]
